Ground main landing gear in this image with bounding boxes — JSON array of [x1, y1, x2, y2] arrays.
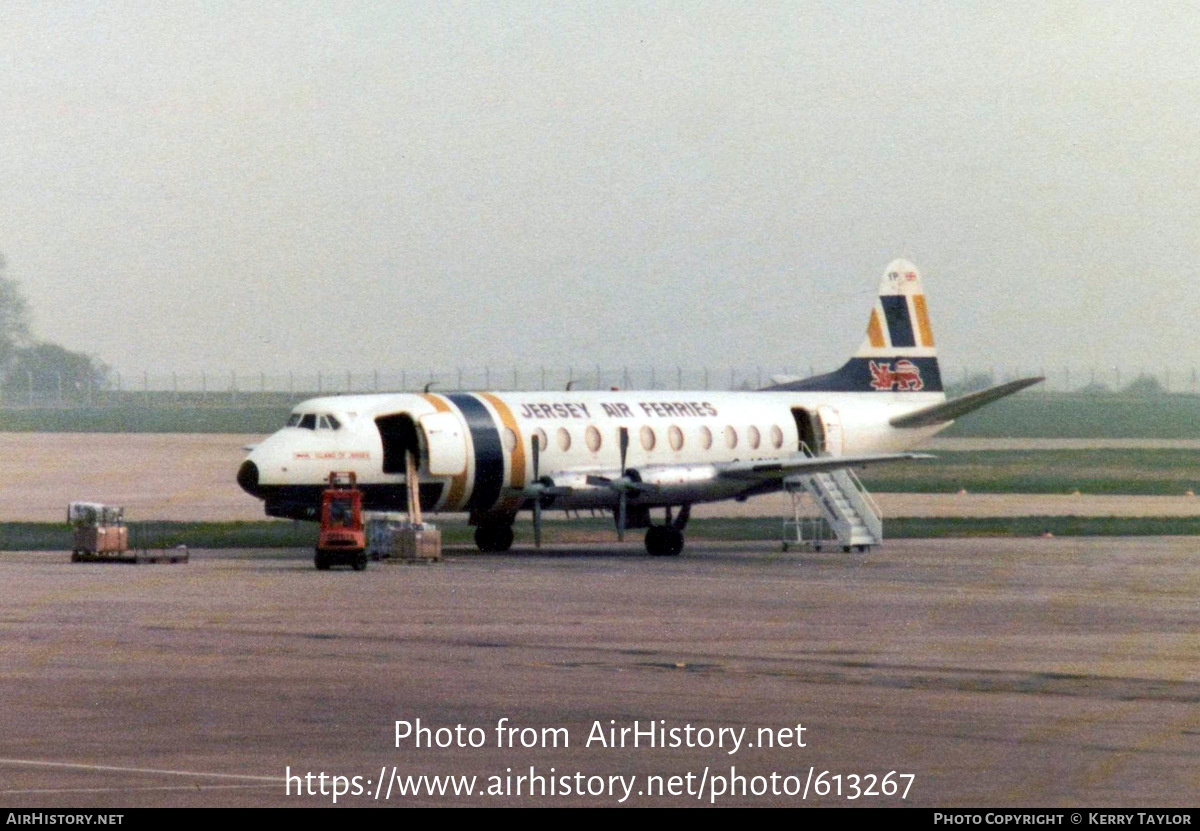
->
[[474, 523, 514, 553], [644, 526, 684, 556], [643, 504, 690, 557]]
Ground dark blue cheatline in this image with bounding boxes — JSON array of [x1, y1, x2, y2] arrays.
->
[[446, 393, 505, 513]]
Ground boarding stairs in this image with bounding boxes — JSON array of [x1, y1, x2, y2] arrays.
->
[[781, 446, 883, 553]]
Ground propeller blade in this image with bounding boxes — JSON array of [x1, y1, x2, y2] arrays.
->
[[617, 427, 630, 542], [532, 435, 542, 548], [618, 490, 626, 542]]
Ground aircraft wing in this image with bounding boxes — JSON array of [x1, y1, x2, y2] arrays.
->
[[888, 376, 1044, 429], [716, 451, 934, 482]]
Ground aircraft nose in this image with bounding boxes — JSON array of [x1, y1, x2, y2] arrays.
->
[[237, 460, 260, 496]]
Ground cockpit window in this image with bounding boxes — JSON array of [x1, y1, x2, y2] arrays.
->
[[287, 412, 338, 430]]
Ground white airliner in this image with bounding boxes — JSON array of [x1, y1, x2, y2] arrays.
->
[[237, 260, 1040, 555]]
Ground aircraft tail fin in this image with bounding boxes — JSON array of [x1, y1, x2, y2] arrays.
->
[[763, 259, 943, 393]]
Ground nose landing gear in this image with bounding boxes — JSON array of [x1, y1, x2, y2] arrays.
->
[[474, 523, 515, 553]]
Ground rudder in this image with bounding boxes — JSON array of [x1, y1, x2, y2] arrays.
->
[[855, 259, 937, 359], [764, 259, 943, 393]]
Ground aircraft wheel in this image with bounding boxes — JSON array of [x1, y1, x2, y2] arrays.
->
[[495, 525, 514, 552], [475, 524, 514, 553], [662, 527, 684, 556], [644, 526, 664, 555], [645, 527, 683, 556]]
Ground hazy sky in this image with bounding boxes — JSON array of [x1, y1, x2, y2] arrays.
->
[[3, 2, 1198, 380]]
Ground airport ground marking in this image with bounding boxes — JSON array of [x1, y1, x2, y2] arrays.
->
[[0, 783, 276, 796], [0, 758, 279, 783]]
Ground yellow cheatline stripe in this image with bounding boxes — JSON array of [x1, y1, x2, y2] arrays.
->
[[867, 307, 886, 348], [420, 393, 448, 413], [420, 393, 468, 511], [913, 294, 935, 347], [478, 393, 527, 515]]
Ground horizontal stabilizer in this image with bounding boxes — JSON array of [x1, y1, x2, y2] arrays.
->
[[889, 377, 1044, 429], [718, 452, 934, 481]]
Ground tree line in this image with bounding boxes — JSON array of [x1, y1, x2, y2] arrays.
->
[[1, 254, 107, 401]]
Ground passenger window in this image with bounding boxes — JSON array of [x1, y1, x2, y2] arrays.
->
[[502, 427, 518, 453], [557, 427, 571, 452], [535, 428, 548, 452], [699, 426, 713, 450], [668, 425, 683, 451], [748, 426, 761, 449], [724, 426, 738, 449], [770, 425, 783, 449], [640, 425, 656, 451], [586, 426, 602, 452]]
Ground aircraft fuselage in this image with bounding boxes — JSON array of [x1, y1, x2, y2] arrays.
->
[[237, 388, 946, 523]]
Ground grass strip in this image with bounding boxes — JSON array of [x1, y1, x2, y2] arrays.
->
[[7, 516, 1200, 552], [859, 449, 1200, 495]]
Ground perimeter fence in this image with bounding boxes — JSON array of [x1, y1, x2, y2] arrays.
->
[[0, 364, 1193, 409]]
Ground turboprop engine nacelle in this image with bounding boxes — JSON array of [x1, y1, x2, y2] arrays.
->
[[545, 464, 727, 509], [539, 471, 613, 509], [629, 464, 722, 503]]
